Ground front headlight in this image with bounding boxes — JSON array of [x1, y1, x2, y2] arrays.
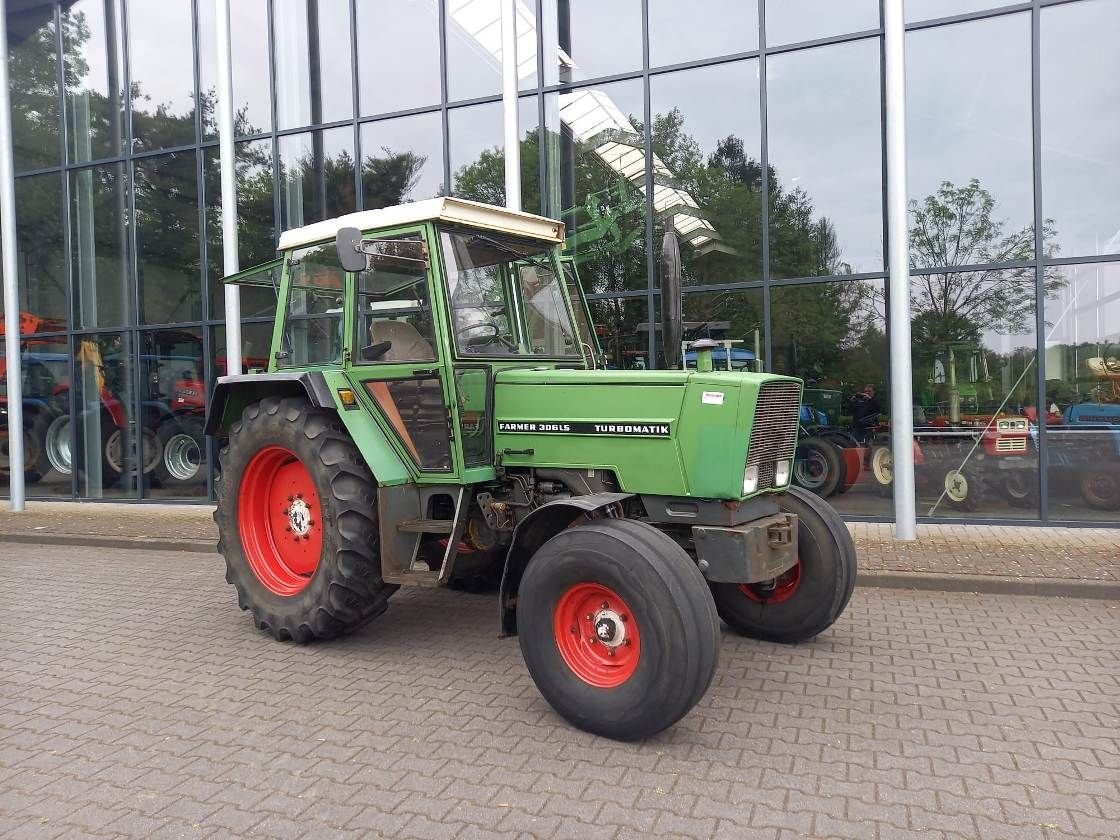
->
[[774, 459, 791, 486], [743, 464, 759, 495]]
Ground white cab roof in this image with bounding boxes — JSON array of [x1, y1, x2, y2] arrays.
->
[[276, 197, 566, 251]]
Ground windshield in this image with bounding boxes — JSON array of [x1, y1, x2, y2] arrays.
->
[[439, 229, 580, 358]]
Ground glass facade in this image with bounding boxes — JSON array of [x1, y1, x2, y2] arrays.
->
[[0, 0, 1116, 526]]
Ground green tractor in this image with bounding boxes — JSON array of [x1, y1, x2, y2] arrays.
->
[[206, 198, 856, 740]]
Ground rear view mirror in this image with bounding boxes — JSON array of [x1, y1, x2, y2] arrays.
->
[[336, 228, 430, 275], [336, 227, 367, 272]]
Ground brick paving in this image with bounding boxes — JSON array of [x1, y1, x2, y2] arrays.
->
[[1, 544, 1118, 839]]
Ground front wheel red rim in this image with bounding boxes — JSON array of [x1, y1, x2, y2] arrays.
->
[[238, 446, 323, 596], [553, 582, 641, 688], [738, 559, 802, 604]]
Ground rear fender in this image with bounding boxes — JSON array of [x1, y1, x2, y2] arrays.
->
[[498, 492, 632, 636], [205, 372, 335, 437], [205, 371, 411, 487]]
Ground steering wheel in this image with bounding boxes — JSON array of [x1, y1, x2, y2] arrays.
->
[[457, 320, 517, 350], [457, 321, 499, 344]]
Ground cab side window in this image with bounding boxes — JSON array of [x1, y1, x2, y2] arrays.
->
[[281, 244, 345, 367], [354, 233, 437, 364]]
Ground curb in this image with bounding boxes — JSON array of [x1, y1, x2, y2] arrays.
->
[[2, 533, 1117, 600], [857, 570, 1120, 600], [0, 533, 216, 554]]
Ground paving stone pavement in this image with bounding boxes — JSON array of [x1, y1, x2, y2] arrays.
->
[[1, 544, 1118, 840]]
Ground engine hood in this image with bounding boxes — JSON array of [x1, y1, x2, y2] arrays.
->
[[492, 367, 801, 499]]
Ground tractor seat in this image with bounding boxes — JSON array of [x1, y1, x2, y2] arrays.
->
[[368, 319, 436, 363]]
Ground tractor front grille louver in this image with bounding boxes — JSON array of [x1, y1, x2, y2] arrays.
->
[[995, 437, 1028, 453], [746, 381, 802, 492]]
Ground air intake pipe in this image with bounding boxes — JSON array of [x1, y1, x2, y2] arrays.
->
[[660, 223, 682, 369]]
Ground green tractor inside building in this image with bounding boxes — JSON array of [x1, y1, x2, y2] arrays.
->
[[206, 198, 856, 740]]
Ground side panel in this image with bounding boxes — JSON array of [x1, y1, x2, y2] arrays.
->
[[204, 371, 412, 487], [320, 370, 412, 486], [492, 379, 691, 496]]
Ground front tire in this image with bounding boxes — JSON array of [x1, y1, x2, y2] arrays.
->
[[517, 518, 720, 741], [709, 486, 856, 644], [215, 397, 395, 642]]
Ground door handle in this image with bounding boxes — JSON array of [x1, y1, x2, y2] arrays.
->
[[412, 368, 439, 377]]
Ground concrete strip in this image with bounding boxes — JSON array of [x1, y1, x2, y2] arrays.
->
[[858, 569, 1120, 600], [0, 532, 216, 555]]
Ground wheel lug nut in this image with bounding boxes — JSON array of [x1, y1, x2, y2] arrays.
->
[[607, 649, 615, 657], [624, 639, 632, 647], [287, 496, 294, 502], [620, 614, 628, 623], [285, 526, 291, 532], [602, 601, 609, 609], [570, 626, 577, 634], [586, 614, 593, 621]]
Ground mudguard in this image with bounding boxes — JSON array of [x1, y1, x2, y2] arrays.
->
[[498, 492, 632, 636], [205, 372, 335, 437], [205, 371, 411, 487]]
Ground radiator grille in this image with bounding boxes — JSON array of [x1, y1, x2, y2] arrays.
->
[[995, 436, 1028, 453], [746, 381, 802, 491]]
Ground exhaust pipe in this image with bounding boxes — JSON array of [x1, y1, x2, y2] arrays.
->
[[660, 223, 682, 369]]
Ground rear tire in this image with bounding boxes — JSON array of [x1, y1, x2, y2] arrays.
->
[[517, 518, 719, 740], [215, 396, 395, 642], [709, 486, 856, 644]]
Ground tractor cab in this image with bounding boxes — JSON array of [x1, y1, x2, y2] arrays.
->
[[221, 198, 584, 482]]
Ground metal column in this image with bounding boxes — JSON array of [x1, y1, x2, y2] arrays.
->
[[883, 0, 916, 540], [501, 0, 521, 211], [0, 6, 25, 511], [216, 0, 242, 374]]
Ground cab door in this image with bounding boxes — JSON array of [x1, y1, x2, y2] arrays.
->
[[343, 227, 458, 479]]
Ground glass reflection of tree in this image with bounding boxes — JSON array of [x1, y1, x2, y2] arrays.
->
[[452, 106, 852, 368], [908, 179, 1062, 419]]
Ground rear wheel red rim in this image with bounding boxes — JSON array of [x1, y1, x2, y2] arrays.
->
[[238, 445, 322, 596], [738, 558, 802, 604], [553, 582, 640, 688]]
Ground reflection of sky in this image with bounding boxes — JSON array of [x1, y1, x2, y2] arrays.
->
[[128, 0, 194, 119], [1041, 1, 1120, 259], [905, 0, 1009, 24], [906, 14, 1033, 236], [648, 61, 761, 162], [766, 38, 883, 273], [1046, 263, 1120, 348], [274, 0, 353, 128], [64, 0, 111, 98], [357, 0, 441, 116], [197, 0, 272, 134], [647, 0, 758, 67], [448, 101, 505, 184], [765, 0, 879, 47], [542, 0, 643, 84]]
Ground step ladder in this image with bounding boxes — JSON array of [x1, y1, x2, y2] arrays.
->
[[378, 485, 468, 587]]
